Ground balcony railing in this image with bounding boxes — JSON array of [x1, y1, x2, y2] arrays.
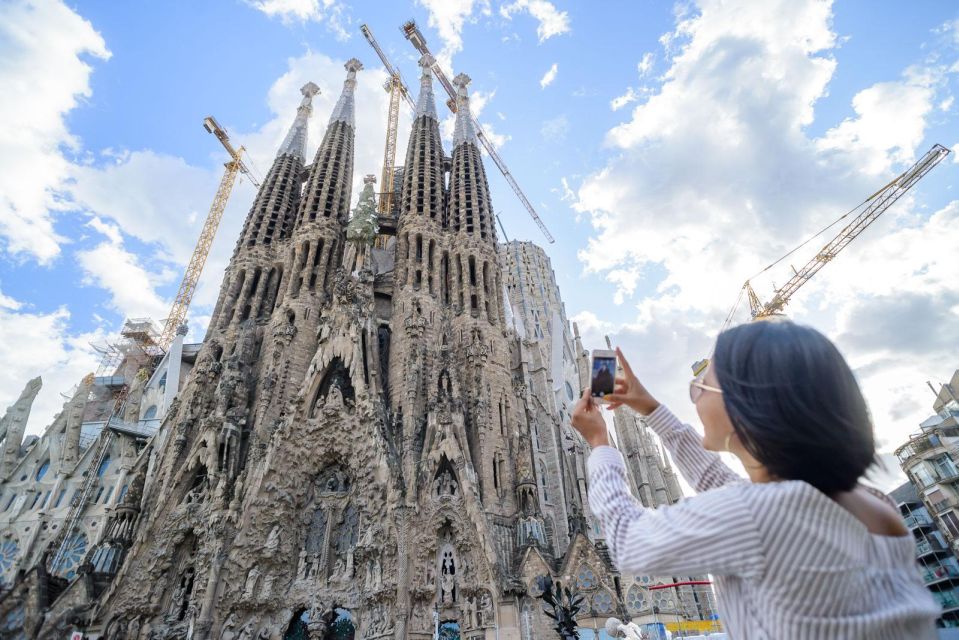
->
[[922, 561, 959, 584], [933, 588, 959, 610], [917, 537, 949, 556], [898, 435, 943, 462], [906, 513, 934, 529]]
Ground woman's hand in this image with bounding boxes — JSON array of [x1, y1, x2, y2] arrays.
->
[[605, 347, 660, 415], [571, 387, 610, 448]]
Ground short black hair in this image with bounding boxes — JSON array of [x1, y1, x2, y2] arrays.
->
[[713, 320, 875, 494]]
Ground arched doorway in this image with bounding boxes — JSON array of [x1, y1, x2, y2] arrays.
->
[[438, 620, 460, 640]]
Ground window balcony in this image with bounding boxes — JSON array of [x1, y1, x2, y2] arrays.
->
[[917, 536, 950, 557], [922, 560, 959, 586], [898, 435, 943, 463], [932, 587, 959, 611], [906, 513, 935, 529]]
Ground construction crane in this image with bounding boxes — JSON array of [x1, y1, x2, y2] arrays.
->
[[361, 24, 414, 222], [693, 143, 951, 376], [400, 19, 555, 244], [157, 117, 260, 350]]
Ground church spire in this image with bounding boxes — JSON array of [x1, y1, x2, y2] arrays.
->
[[329, 58, 363, 127], [415, 54, 438, 120], [277, 82, 320, 163], [452, 73, 479, 148]]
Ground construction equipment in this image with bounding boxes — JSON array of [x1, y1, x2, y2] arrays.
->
[[694, 143, 951, 376], [401, 19, 555, 244], [157, 117, 261, 350], [361, 24, 414, 221], [742, 143, 950, 320]]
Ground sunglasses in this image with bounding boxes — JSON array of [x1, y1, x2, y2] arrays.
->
[[689, 377, 723, 403]]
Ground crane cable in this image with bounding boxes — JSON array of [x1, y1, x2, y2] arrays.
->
[[719, 189, 876, 333]]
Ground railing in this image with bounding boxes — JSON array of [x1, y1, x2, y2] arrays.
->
[[933, 588, 959, 610], [898, 434, 943, 462], [922, 560, 959, 584], [917, 536, 949, 556], [905, 513, 934, 529]]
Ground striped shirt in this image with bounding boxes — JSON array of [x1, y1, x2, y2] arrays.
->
[[587, 404, 940, 639]]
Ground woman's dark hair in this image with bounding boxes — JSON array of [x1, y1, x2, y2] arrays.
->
[[713, 320, 875, 494]]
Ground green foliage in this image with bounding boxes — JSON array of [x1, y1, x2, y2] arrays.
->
[[536, 575, 584, 640]]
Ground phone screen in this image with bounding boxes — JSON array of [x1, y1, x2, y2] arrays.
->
[[591, 355, 616, 398]]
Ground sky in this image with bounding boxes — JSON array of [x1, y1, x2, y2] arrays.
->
[[0, 0, 957, 488]]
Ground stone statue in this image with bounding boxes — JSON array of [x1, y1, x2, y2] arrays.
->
[[478, 590, 493, 626], [242, 567, 260, 600], [220, 613, 238, 640], [264, 525, 281, 557]]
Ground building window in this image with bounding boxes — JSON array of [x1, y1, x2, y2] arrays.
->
[[30, 493, 41, 510], [118, 484, 129, 501], [912, 463, 937, 488], [35, 460, 50, 481], [54, 490, 67, 509], [4, 495, 15, 511], [942, 511, 959, 538], [935, 456, 959, 480], [97, 455, 111, 477], [103, 486, 114, 504], [565, 382, 574, 401], [143, 405, 158, 420]]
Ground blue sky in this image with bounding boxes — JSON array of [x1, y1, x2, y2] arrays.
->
[[1, 0, 958, 480]]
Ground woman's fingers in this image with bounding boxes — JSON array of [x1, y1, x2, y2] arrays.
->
[[606, 401, 622, 411], [605, 392, 628, 405]]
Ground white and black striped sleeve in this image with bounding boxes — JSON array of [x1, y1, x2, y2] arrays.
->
[[644, 404, 743, 492], [587, 445, 764, 578]]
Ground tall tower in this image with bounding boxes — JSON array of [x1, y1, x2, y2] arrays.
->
[[241, 60, 362, 459], [390, 54, 449, 491]]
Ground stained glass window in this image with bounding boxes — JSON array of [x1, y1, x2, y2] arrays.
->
[[593, 590, 613, 613], [35, 460, 49, 481], [97, 455, 111, 477], [626, 585, 646, 613], [576, 566, 596, 590], [55, 533, 87, 580], [0, 540, 19, 579]]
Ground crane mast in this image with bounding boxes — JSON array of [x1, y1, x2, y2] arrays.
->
[[746, 143, 950, 319], [158, 117, 260, 350], [401, 20, 555, 244], [360, 24, 413, 221]]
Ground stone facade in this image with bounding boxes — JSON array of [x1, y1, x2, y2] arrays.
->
[[0, 320, 198, 636], [0, 57, 719, 640]]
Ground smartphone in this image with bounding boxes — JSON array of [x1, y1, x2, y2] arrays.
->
[[590, 349, 617, 401]]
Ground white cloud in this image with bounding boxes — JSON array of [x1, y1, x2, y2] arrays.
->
[[817, 68, 940, 175], [75, 219, 171, 321], [247, 0, 351, 40], [571, 0, 958, 475], [540, 114, 569, 141], [0, 0, 110, 264], [416, 0, 492, 72], [500, 0, 571, 43], [638, 52, 655, 77], [540, 62, 559, 88], [610, 87, 639, 111], [0, 287, 103, 438]]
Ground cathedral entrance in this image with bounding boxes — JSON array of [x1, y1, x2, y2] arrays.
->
[[438, 620, 460, 640]]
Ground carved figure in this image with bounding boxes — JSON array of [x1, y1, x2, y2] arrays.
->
[[242, 567, 260, 600], [264, 525, 281, 557]]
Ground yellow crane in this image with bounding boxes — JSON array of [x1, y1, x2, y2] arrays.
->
[[400, 19, 555, 244], [361, 23, 414, 222], [693, 143, 951, 376], [158, 117, 260, 349]]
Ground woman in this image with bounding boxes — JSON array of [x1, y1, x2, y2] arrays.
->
[[571, 320, 939, 639]]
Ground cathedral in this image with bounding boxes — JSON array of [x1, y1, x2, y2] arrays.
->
[[0, 56, 714, 639]]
